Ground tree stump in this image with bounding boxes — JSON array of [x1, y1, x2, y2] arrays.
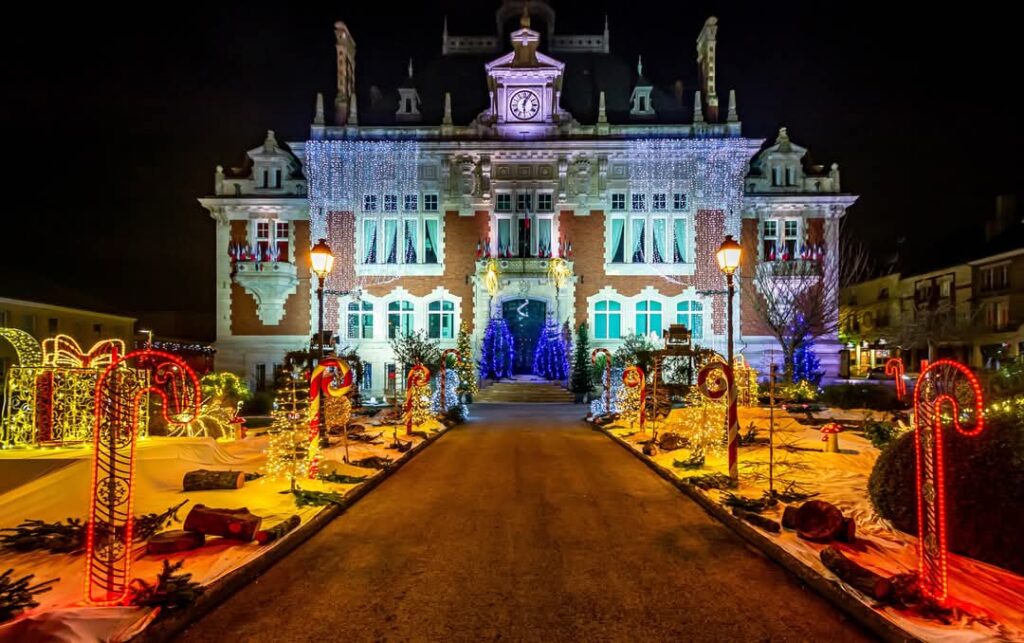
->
[[183, 505, 262, 542], [820, 546, 893, 602], [658, 432, 687, 451], [182, 470, 245, 491], [255, 515, 300, 545], [146, 530, 205, 555], [782, 500, 856, 543]]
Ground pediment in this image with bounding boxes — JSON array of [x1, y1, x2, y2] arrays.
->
[[485, 49, 564, 74]]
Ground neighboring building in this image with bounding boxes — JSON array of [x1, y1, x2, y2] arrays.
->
[[0, 297, 136, 381], [200, 2, 857, 395], [841, 201, 1024, 372]]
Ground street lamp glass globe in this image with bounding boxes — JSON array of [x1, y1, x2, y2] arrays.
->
[[716, 235, 742, 275], [310, 238, 335, 277]]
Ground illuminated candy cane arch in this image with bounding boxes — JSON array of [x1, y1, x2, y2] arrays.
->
[[308, 358, 353, 476], [621, 365, 647, 432], [439, 349, 460, 414], [591, 348, 612, 415], [885, 357, 906, 400], [405, 363, 431, 435], [697, 360, 739, 481], [85, 349, 200, 605], [913, 359, 985, 604]]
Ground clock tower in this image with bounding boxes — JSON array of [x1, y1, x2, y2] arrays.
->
[[484, 5, 568, 138]]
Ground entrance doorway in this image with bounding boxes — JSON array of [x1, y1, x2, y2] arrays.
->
[[502, 299, 547, 374]]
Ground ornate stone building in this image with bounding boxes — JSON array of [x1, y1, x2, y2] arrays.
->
[[200, 2, 856, 394]]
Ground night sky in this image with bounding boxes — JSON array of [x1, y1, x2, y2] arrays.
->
[[3, 3, 1020, 337]]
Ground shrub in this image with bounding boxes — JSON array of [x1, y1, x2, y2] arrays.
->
[[820, 383, 902, 410], [868, 415, 1024, 575], [613, 334, 658, 373], [775, 379, 818, 402], [861, 416, 908, 449]]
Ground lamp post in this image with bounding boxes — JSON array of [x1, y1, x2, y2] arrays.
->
[[309, 238, 335, 448], [716, 234, 742, 482]]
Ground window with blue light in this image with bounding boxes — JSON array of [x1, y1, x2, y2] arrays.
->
[[635, 300, 663, 336], [594, 300, 622, 339], [676, 300, 703, 339]]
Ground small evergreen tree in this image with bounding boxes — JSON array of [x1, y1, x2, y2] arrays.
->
[[454, 321, 478, 397], [389, 330, 441, 371], [532, 321, 569, 380], [479, 317, 514, 380], [791, 330, 823, 384], [570, 322, 594, 400]]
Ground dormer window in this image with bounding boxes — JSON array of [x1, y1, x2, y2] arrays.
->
[[274, 169, 282, 189], [363, 194, 378, 212], [771, 167, 781, 187], [383, 194, 398, 212], [785, 167, 795, 186], [404, 194, 418, 211], [631, 193, 647, 211]]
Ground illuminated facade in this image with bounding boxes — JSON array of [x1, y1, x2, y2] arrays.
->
[[200, 2, 857, 394]]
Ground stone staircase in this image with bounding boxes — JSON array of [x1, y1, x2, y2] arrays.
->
[[474, 376, 575, 404]]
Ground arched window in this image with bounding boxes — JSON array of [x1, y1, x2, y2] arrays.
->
[[635, 300, 663, 336], [594, 300, 622, 340], [347, 301, 373, 340], [387, 300, 414, 338], [427, 300, 455, 339], [676, 300, 704, 340]]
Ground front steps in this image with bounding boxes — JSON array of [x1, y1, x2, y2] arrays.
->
[[474, 377, 574, 404]]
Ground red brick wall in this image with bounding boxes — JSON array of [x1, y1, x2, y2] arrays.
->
[[230, 220, 312, 336], [740, 218, 771, 336], [806, 218, 824, 246]]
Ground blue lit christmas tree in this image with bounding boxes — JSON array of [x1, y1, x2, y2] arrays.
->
[[479, 317, 514, 380], [532, 321, 569, 380], [792, 333, 823, 384]]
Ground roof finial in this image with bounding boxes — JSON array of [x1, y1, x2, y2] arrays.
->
[[693, 91, 704, 123], [637, 55, 643, 78], [443, 92, 453, 125], [314, 92, 325, 125], [520, 1, 531, 28], [408, 58, 414, 78], [726, 89, 738, 123]]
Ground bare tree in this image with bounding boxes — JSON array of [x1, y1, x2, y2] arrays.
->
[[739, 223, 871, 380]]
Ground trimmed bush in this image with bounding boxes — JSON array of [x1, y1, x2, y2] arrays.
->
[[820, 383, 903, 410], [868, 416, 1024, 575]]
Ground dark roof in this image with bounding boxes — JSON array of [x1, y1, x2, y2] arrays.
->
[[356, 46, 695, 126]]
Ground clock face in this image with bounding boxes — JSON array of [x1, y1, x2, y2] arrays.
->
[[509, 90, 540, 120]]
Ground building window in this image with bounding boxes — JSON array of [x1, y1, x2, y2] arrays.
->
[[383, 220, 399, 264], [91, 322, 101, 334], [48, 318, 58, 334], [387, 301, 414, 338], [631, 193, 647, 211], [347, 301, 373, 340], [651, 219, 667, 263], [676, 300, 704, 339], [981, 264, 1009, 292], [498, 218, 512, 256], [785, 167, 795, 186], [987, 300, 1010, 330], [630, 218, 646, 262], [652, 193, 667, 211], [362, 219, 378, 263], [383, 194, 398, 212], [610, 218, 625, 263], [636, 300, 663, 336], [783, 220, 799, 258], [673, 218, 688, 263], [274, 169, 282, 189], [362, 363, 372, 392], [611, 192, 626, 211], [363, 194, 378, 211], [762, 219, 799, 261], [517, 193, 532, 212], [537, 193, 553, 212], [423, 194, 438, 211], [255, 364, 267, 392], [673, 193, 687, 210], [537, 218, 552, 256], [424, 218, 439, 264], [427, 300, 455, 339], [771, 167, 781, 187], [496, 193, 512, 212], [403, 219, 418, 263], [253, 219, 289, 261], [594, 300, 622, 339], [404, 194, 418, 211]]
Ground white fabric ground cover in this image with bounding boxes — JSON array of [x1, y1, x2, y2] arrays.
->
[[607, 406, 1024, 642], [0, 420, 442, 642]]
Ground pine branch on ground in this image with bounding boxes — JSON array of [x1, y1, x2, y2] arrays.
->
[[318, 472, 368, 485], [133, 500, 190, 541], [290, 487, 346, 507], [0, 518, 86, 554], [685, 473, 737, 490], [721, 492, 779, 513], [348, 455, 393, 470], [128, 560, 203, 616], [0, 569, 58, 623], [770, 480, 819, 503], [673, 453, 706, 470]]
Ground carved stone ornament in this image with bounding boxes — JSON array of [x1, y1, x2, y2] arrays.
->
[[233, 261, 299, 325]]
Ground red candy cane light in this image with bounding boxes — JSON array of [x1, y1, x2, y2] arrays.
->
[[913, 359, 985, 604], [85, 350, 200, 605], [697, 360, 739, 481], [885, 357, 906, 400], [308, 358, 352, 476]]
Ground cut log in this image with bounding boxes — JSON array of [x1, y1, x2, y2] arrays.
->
[[731, 507, 782, 533], [782, 500, 854, 543], [146, 530, 205, 555], [642, 442, 659, 456], [183, 504, 262, 542], [182, 469, 245, 491], [658, 432, 687, 451], [820, 546, 893, 602], [255, 515, 301, 545]]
